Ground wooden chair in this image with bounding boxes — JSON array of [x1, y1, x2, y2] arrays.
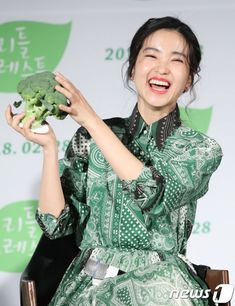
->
[[20, 234, 231, 306], [20, 233, 79, 306], [205, 269, 231, 306]]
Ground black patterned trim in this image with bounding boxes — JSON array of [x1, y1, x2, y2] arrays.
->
[[156, 105, 181, 150], [127, 104, 181, 150], [128, 104, 141, 138]]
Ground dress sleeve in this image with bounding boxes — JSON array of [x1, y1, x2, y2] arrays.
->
[[157, 137, 223, 212], [184, 137, 223, 200], [35, 127, 90, 239], [120, 137, 222, 214], [121, 164, 165, 212]]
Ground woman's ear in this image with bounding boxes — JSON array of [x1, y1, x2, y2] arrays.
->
[[131, 68, 135, 80], [184, 75, 192, 92]]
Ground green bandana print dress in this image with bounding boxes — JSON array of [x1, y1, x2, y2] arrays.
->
[[36, 104, 223, 306]]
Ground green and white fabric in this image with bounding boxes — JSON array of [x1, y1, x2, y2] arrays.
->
[[36, 104, 222, 306]]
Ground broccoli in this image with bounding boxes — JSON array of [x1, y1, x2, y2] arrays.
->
[[13, 71, 68, 131]]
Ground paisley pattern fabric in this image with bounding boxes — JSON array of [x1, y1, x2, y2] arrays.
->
[[36, 104, 222, 306]]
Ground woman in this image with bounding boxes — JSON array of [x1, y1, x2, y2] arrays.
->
[[6, 16, 222, 305]]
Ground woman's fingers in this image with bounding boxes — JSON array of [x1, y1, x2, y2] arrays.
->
[[5, 105, 36, 138], [54, 72, 95, 127], [54, 72, 84, 106], [55, 84, 73, 101], [6, 105, 24, 136], [5, 104, 24, 124], [5, 105, 13, 125], [22, 116, 36, 137], [7, 112, 26, 136], [11, 112, 25, 129], [54, 72, 77, 93], [58, 104, 79, 117], [58, 104, 73, 114], [54, 71, 67, 80], [55, 83, 84, 113], [5, 104, 19, 124]]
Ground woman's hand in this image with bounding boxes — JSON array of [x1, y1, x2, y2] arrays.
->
[[54, 72, 143, 181], [54, 72, 99, 129], [5, 105, 57, 151]]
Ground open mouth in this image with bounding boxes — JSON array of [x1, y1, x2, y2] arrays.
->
[[148, 78, 171, 93]]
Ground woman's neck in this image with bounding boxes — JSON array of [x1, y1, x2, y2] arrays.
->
[[137, 101, 177, 125]]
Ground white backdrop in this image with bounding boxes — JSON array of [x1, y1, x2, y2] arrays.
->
[[0, 1, 234, 305]]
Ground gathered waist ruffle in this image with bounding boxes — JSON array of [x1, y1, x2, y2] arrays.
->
[[82, 247, 161, 272], [79, 246, 196, 275]]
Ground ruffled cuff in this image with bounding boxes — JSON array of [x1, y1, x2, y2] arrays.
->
[[121, 165, 165, 196], [35, 205, 71, 239]]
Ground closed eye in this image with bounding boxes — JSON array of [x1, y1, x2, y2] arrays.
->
[[172, 58, 184, 63], [145, 54, 157, 59]]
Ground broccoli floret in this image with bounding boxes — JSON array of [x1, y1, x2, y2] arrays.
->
[[15, 71, 68, 129]]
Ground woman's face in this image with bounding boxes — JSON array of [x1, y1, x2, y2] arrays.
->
[[132, 29, 191, 118]]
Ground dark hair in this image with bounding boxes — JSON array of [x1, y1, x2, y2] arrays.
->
[[125, 16, 201, 92]]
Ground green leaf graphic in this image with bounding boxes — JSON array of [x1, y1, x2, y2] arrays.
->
[[179, 106, 213, 134], [0, 21, 71, 92], [0, 200, 41, 272]]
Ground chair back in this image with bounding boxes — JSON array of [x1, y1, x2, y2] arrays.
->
[[205, 269, 231, 306], [21, 280, 37, 306]]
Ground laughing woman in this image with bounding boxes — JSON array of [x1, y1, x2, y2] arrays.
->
[[6, 16, 222, 306]]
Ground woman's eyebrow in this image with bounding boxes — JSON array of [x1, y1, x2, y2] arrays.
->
[[143, 47, 161, 53], [143, 47, 187, 58], [172, 51, 187, 58]]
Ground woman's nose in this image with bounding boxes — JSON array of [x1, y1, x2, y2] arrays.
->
[[156, 61, 170, 75]]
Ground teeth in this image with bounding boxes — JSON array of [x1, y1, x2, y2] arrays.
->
[[149, 79, 170, 87]]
